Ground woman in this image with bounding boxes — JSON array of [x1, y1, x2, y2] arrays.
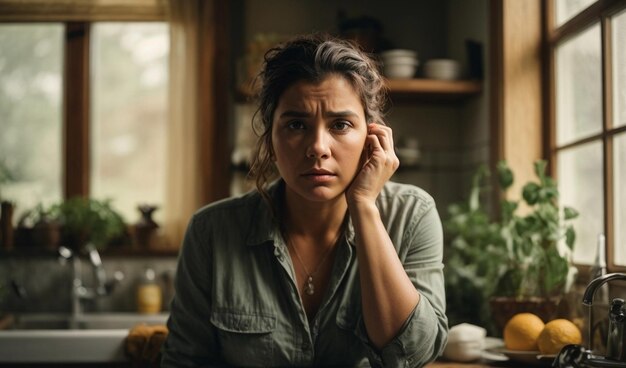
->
[[162, 34, 448, 367]]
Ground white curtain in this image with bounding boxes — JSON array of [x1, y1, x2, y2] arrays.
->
[[164, 0, 206, 249]]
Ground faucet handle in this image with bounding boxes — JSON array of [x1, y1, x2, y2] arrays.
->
[[57, 246, 73, 265], [609, 298, 625, 321], [552, 344, 590, 368]]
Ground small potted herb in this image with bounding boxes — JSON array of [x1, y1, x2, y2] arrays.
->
[[55, 197, 127, 251], [15, 203, 62, 249]]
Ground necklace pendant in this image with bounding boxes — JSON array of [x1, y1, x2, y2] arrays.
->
[[304, 276, 315, 295]]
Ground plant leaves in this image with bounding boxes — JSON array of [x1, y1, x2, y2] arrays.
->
[[565, 225, 576, 250], [469, 165, 489, 211], [497, 160, 514, 190], [522, 182, 540, 205], [564, 206, 579, 220], [534, 160, 548, 184]]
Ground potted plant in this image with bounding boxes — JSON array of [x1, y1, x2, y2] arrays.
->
[[14, 203, 62, 249], [444, 160, 579, 334], [54, 197, 127, 251]]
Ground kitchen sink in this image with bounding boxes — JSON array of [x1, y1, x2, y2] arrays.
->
[[0, 312, 169, 363], [9, 312, 169, 330]]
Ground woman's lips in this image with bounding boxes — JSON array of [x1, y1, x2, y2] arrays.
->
[[301, 169, 336, 183]]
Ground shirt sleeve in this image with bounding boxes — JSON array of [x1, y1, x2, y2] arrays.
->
[[161, 214, 221, 368], [355, 201, 449, 368]]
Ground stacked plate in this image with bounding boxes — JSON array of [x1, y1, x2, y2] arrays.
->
[[380, 49, 419, 79], [423, 59, 461, 80]]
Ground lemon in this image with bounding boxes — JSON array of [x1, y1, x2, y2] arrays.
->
[[537, 319, 582, 355], [503, 313, 545, 351]]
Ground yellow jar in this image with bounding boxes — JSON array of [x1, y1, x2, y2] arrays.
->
[[137, 268, 162, 314]]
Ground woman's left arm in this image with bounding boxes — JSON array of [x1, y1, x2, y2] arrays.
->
[[350, 198, 421, 347], [347, 124, 448, 366]]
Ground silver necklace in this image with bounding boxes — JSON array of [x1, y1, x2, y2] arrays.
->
[[287, 233, 339, 296]]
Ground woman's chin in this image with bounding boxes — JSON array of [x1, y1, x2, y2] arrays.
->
[[293, 185, 346, 203]]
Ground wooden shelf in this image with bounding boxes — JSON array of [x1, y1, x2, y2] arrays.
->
[[385, 78, 482, 95], [236, 78, 482, 102], [385, 78, 482, 100]]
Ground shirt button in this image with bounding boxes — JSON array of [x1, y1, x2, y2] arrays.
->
[[273, 247, 284, 261], [302, 341, 310, 350]]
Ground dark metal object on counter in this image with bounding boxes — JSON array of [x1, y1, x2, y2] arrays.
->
[[553, 344, 626, 367], [570, 273, 626, 366], [608, 299, 625, 361]]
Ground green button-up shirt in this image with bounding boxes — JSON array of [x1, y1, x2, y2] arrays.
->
[[162, 180, 448, 367]]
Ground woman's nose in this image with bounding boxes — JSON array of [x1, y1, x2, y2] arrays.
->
[[305, 130, 330, 159]]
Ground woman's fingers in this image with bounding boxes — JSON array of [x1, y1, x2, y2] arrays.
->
[[367, 124, 399, 170], [368, 124, 394, 153]]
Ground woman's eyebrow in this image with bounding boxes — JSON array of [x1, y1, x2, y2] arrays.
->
[[278, 110, 359, 118], [279, 110, 310, 118], [325, 110, 358, 118]]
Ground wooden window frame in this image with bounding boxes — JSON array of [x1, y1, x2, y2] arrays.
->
[[545, 0, 626, 272], [64, 22, 91, 198]]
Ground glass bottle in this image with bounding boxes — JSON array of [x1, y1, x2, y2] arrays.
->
[[137, 267, 162, 314]]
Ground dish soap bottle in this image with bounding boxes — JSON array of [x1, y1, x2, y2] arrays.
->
[[137, 267, 162, 314]]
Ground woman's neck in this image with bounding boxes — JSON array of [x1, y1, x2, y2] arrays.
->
[[282, 188, 347, 239]]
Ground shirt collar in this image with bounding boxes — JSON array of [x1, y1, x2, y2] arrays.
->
[[245, 179, 283, 247], [244, 179, 356, 247]]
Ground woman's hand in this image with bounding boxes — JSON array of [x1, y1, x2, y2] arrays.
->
[[346, 123, 399, 206]]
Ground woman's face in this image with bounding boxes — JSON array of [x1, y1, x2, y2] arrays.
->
[[271, 75, 369, 204]]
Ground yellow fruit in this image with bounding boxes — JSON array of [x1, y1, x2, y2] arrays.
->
[[504, 313, 545, 351], [537, 319, 582, 355]]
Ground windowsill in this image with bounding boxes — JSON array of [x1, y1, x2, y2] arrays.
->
[[0, 246, 178, 258]]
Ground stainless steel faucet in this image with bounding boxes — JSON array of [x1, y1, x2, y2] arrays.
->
[[583, 273, 626, 361], [553, 273, 626, 368], [58, 244, 124, 319]]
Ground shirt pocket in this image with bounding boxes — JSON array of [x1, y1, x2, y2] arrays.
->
[[210, 310, 276, 367], [333, 300, 369, 364]]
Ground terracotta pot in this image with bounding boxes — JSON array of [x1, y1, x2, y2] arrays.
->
[[32, 221, 61, 250], [134, 205, 159, 249], [490, 296, 561, 332]]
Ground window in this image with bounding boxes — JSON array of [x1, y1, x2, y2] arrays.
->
[[0, 21, 169, 224], [91, 23, 169, 223], [0, 24, 64, 217], [548, 1, 626, 270]]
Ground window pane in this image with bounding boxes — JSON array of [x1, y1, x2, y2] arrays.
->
[[557, 141, 604, 265], [556, 24, 602, 146], [0, 24, 63, 220], [613, 8, 626, 128], [91, 23, 169, 223], [614, 133, 626, 266], [555, 0, 596, 27]]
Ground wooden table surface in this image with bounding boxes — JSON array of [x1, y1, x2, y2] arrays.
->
[[428, 360, 542, 368]]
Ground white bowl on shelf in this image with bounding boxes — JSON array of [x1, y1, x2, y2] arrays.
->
[[381, 49, 418, 60], [380, 49, 419, 79], [383, 61, 418, 79], [423, 59, 461, 80]]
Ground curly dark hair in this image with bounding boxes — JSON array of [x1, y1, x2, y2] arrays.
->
[[248, 33, 388, 203]]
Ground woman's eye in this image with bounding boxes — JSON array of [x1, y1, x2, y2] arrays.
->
[[332, 121, 351, 131], [287, 121, 305, 130]]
